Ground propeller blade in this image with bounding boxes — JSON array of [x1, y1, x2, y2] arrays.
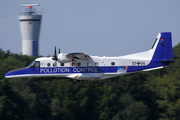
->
[[55, 46, 57, 60], [58, 48, 60, 54], [52, 46, 58, 69], [52, 46, 58, 61]]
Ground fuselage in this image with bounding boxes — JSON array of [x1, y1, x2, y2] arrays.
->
[[4, 52, 168, 80]]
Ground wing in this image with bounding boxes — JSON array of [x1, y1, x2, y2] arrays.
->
[[66, 52, 90, 60]]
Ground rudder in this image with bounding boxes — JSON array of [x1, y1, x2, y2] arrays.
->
[[152, 32, 173, 59]]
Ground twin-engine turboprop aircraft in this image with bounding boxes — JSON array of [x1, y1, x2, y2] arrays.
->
[[5, 32, 175, 81]]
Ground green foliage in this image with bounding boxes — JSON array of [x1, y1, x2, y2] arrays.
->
[[0, 45, 180, 120], [0, 79, 31, 120]]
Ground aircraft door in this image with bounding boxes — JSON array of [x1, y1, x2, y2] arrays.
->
[[99, 59, 109, 66], [109, 60, 118, 73], [100, 59, 110, 73]]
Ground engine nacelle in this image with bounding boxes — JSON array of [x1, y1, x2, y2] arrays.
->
[[57, 53, 72, 63]]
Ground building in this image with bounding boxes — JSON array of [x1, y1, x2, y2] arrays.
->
[[19, 4, 42, 56]]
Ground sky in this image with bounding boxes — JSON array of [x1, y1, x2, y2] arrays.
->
[[1, 0, 180, 57]]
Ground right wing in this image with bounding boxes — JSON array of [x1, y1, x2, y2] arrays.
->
[[66, 52, 90, 60]]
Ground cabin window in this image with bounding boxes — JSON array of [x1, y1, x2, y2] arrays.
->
[[47, 63, 51, 67], [111, 62, 115, 66], [87, 62, 91, 66], [77, 62, 81, 66], [34, 61, 40, 68], [95, 62, 99, 66], [72, 62, 76, 66], [61, 63, 64, 66]]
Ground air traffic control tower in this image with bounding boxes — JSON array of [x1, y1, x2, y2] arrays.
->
[[19, 4, 42, 56]]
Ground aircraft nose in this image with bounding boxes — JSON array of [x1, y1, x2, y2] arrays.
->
[[4, 67, 28, 78], [5, 72, 13, 78]]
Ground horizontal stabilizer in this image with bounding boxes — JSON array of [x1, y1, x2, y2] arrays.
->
[[142, 66, 163, 71], [160, 59, 175, 64]]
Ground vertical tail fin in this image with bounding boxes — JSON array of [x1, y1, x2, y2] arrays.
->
[[152, 32, 173, 60]]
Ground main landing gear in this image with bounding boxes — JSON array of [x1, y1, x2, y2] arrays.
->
[[74, 80, 80, 82]]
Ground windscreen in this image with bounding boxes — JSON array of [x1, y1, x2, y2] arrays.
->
[[29, 61, 35, 66]]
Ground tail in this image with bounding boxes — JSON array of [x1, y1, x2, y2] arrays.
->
[[120, 32, 174, 63], [151, 32, 174, 60]]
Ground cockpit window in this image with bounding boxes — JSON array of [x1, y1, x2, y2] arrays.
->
[[29, 61, 36, 66], [33, 61, 40, 68]]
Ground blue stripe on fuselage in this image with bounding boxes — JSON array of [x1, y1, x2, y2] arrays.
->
[[126, 59, 169, 73], [5, 66, 118, 77]]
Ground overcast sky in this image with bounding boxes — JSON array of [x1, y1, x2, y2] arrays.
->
[[1, 0, 180, 57]]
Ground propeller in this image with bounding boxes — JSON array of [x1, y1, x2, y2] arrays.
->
[[59, 48, 60, 54], [52, 46, 58, 68], [52, 46, 58, 61]]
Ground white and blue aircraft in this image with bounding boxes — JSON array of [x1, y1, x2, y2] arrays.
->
[[5, 32, 175, 81]]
